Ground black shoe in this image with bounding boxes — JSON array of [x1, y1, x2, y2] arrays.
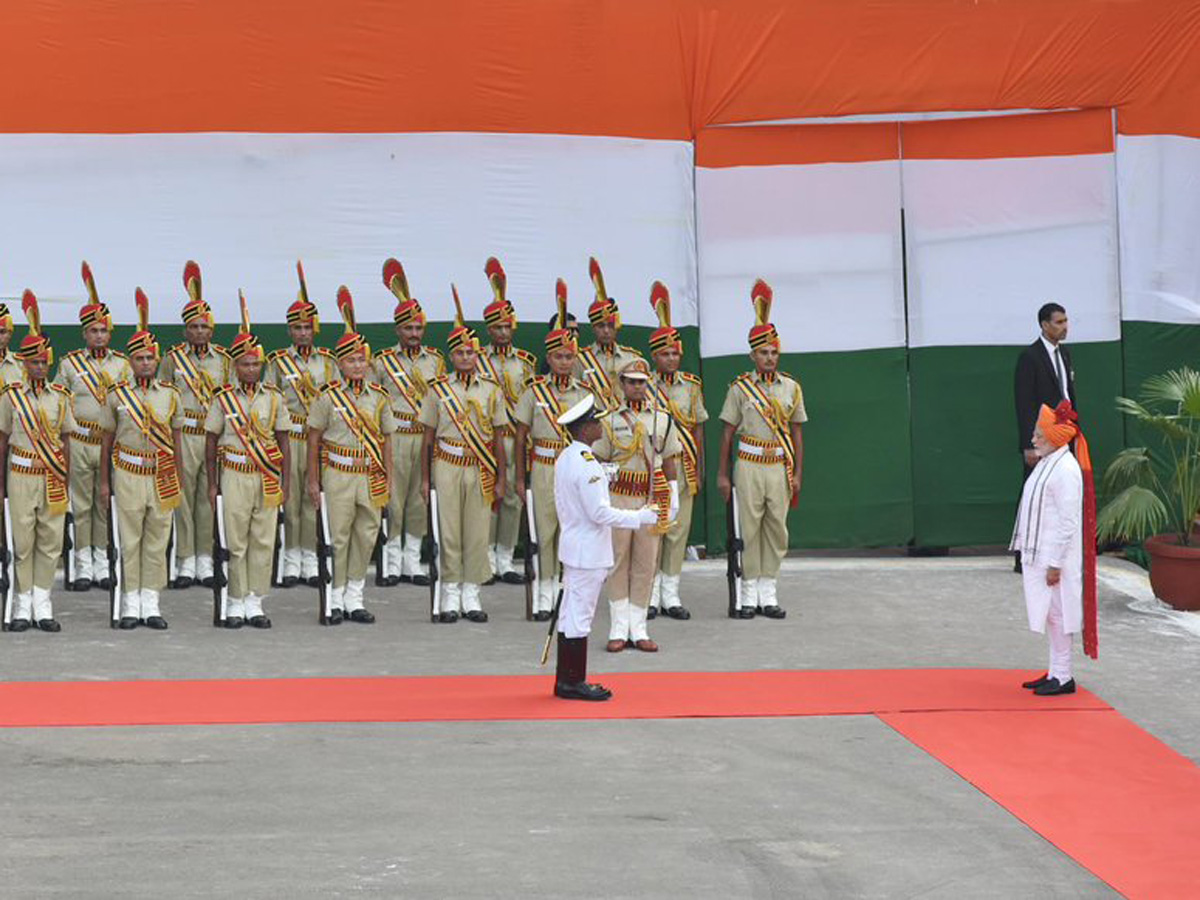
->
[[1033, 677, 1076, 696], [248, 615, 272, 629], [760, 605, 787, 619], [8, 618, 30, 632], [171, 576, 194, 590], [647, 606, 658, 620], [483, 576, 497, 586], [398, 574, 413, 584], [1021, 673, 1051, 690], [72, 578, 93, 592], [118, 617, 139, 630], [554, 681, 612, 701], [500, 571, 526, 585], [348, 609, 375, 624], [464, 610, 488, 623], [201, 577, 214, 589], [411, 574, 431, 587], [97, 577, 113, 591], [280, 576, 299, 589], [737, 607, 756, 619], [383, 575, 401, 587], [306, 576, 321, 588], [224, 616, 244, 629], [325, 609, 344, 626], [533, 610, 551, 622], [438, 611, 459, 624], [664, 606, 691, 620], [1013, 552, 1023, 574], [37, 618, 62, 633], [144, 616, 169, 630]]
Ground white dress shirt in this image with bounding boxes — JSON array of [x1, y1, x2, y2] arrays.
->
[[1040, 335, 1071, 402], [555, 440, 652, 569]]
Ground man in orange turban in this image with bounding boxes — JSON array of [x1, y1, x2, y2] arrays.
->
[[1010, 400, 1098, 695]]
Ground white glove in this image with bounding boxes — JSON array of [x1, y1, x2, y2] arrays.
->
[[668, 480, 679, 522], [637, 507, 659, 527]]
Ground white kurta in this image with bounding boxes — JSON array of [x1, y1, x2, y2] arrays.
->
[[1010, 445, 1084, 634]]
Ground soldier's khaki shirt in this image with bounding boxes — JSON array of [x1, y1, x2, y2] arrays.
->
[[513, 375, 593, 444], [718, 371, 807, 440], [0, 351, 27, 390], [98, 379, 184, 454], [652, 370, 708, 429], [372, 344, 445, 426], [418, 373, 508, 443], [263, 346, 336, 423], [576, 342, 643, 409], [204, 383, 290, 452], [592, 400, 682, 475], [477, 344, 536, 426], [307, 381, 396, 450], [54, 348, 132, 428], [0, 382, 76, 451], [159, 343, 232, 426]]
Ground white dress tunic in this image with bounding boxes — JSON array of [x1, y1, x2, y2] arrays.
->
[[1010, 445, 1084, 634]]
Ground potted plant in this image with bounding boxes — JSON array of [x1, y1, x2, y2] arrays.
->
[[1098, 367, 1200, 610]]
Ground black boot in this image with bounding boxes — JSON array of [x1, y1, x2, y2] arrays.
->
[[554, 635, 611, 701]]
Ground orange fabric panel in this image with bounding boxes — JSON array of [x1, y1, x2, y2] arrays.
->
[[0, 1, 1198, 138], [697, 122, 899, 167], [901, 109, 1114, 160]]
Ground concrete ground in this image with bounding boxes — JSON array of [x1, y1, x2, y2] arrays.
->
[[0, 556, 1195, 898]]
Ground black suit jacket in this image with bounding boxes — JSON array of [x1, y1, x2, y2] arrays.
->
[[1014, 339, 1075, 452]]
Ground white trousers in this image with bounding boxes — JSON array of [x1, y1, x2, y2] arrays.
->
[[1045, 590, 1073, 682], [558, 565, 609, 639]]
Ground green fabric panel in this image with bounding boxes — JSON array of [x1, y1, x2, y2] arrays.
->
[[1121, 321, 1200, 398], [697, 348, 913, 552], [909, 341, 1125, 547]]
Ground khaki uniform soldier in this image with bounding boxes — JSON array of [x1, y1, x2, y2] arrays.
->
[[647, 282, 707, 620], [158, 261, 231, 587], [0, 303, 26, 389], [0, 292, 74, 632], [592, 357, 681, 653], [577, 256, 643, 412], [375, 258, 444, 585], [98, 289, 183, 629], [306, 288, 394, 624], [478, 257, 536, 584], [263, 264, 335, 587], [717, 280, 806, 619], [514, 281, 594, 620], [206, 296, 290, 628], [419, 288, 508, 623], [54, 263, 132, 589]]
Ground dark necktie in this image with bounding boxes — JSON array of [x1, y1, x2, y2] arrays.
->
[[1054, 347, 1067, 400]]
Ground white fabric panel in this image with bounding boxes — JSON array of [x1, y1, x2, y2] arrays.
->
[[904, 154, 1120, 347], [0, 133, 696, 327], [696, 162, 905, 356], [1116, 134, 1200, 325]]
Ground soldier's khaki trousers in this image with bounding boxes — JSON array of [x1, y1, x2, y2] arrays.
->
[[69, 438, 107, 551], [283, 432, 316, 561], [734, 458, 789, 579], [488, 433, 521, 550], [324, 467, 381, 589], [432, 459, 491, 585], [387, 431, 426, 541], [113, 467, 171, 593], [176, 432, 214, 561], [8, 468, 65, 593], [220, 466, 276, 600], [530, 460, 561, 577], [658, 487, 696, 577], [607, 492, 660, 608]]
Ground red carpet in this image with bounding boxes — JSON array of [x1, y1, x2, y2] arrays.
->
[[0, 668, 1105, 728], [883, 709, 1200, 900]]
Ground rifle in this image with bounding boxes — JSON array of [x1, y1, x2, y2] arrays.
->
[[270, 507, 286, 588], [539, 574, 565, 665], [1, 498, 14, 630], [726, 484, 744, 618], [316, 491, 334, 624], [426, 488, 441, 622], [373, 507, 390, 586], [107, 495, 122, 628], [212, 493, 229, 626], [62, 506, 76, 590], [522, 487, 539, 621]]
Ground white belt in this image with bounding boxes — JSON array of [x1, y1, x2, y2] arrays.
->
[[223, 451, 248, 465], [437, 439, 465, 457], [533, 445, 558, 459], [74, 425, 97, 438], [10, 454, 34, 468], [118, 450, 154, 467], [289, 422, 307, 434], [327, 452, 359, 467], [739, 440, 784, 458], [183, 412, 204, 424]]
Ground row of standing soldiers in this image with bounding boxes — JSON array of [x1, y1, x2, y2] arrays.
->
[[0, 258, 805, 641]]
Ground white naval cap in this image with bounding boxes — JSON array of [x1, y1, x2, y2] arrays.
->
[[557, 394, 607, 426]]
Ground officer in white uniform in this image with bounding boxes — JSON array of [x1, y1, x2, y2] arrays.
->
[[553, 395, 658, 701]]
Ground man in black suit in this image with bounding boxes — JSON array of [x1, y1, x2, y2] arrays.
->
[[1012, 302, 1075, 571]]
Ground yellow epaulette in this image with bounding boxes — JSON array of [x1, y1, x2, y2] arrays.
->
[[523, 373, 548, 389], [315, 347, 334, 358], [319, 381, 339, 394], [50, 383, 69, 395], [212, 345, 232, 358], [514, 347, 536, 367], [213, 384, 232, 396], [0, 382, 19, 394], [429, 373, 450, 385], [427, 347, 445, 358], [109, 349, 128, 359], [679, 371, 702, 386], [478, 372, 499, 385], [158, 380, 179, 392], [262, 383, 282, 394], [368, 383, 388, 397], [619, 344, 643, 357], [64, 348, 83, 358], [170, 342, 188, 354], [267, 348, 286, 361]]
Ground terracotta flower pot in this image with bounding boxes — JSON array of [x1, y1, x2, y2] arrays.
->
[[1144, 534, 1200, 611]]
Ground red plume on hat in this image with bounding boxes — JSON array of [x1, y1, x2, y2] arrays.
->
[[18, 289, 53, 362], [385, 257, 425, 327], [587, 256, 620, 327], [483, 256, 517, 328], [748, 279, 779, 350], [335, 285, 370, 360], [229, 290, 263, 361], [545, 278, 577, 353], [648, 281, 681, 356], [79, 261, 113, 330], [447, 284, 479, 354], [126, 287, 160, 359], [287, 260, 320, 334], [181, 260, 213, 325]]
